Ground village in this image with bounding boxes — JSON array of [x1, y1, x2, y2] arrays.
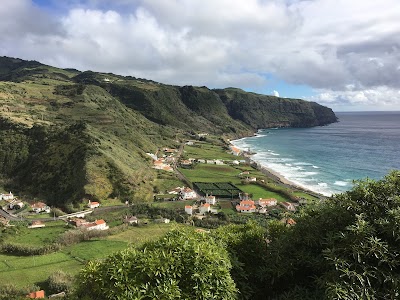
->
[[0, 137, 319, 299]]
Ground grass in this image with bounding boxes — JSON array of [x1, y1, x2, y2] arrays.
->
[[24, 213, 53, 219], [0, 252, 83, 288], [237, 184, 289, 202], [183, 143, 237, 160], [4, 221, 68, 246], [152, 201, 193, 209], [0, 223, 175, 287], [180, 164, 243, 184], [180, 164, 292, 202], [63, 239, 128, 261], [106, 223, 174, 245]]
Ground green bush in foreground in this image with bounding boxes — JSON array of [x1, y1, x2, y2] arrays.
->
[[75, 227, 237, 300]]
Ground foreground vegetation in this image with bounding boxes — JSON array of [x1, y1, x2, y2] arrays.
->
[[74, 171, 400, 300]]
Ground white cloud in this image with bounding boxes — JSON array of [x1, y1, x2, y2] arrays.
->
[[0, 0, 400, 109], [273, 90, 280, 97]]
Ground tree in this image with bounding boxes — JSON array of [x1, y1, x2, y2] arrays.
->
[[263, 171, 400, 299], [75, 227, 237, 299]]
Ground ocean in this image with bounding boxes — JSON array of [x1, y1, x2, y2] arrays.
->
[[232, 111, 400, 196]]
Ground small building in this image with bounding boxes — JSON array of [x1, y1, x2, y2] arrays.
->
[[197, 159, 206, 164], [257, 198, 278, 207], [9, 200, 24, 210], [236, 200, 256, 213], [181, 187, 197, 199], [31, 202, 50, 213], [280, 202, 296, 211], [230, 146, 241, 156], [199, 203, 211, 215], [85, 219, 109, 231], [1, 192, 13, 201], [69, 218, 88, 227], [124, 216, 138, 225], [247, 177, 257, 182], [214, 159, 224, 165], [88, 200, 100, 209], [168, 187, 183, 195], [204, 195, 216, 205], [28, 221, 46, 229], [26, 290, 45, 299], [185, 205, 193, 215], [231, 160, 240, 165]]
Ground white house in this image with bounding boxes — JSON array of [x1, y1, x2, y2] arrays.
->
[[214, 160, 224, 165], [181, 187, 197, 199], [31, 202, 50, 213], [9, 200, 24, 210], [279, 202, 296, 211], [88, 201, 100, 209], [124, 216, 138, 225], [1, 192, 14, 201], [199, 203, 211, 215], [185, 205, 193, 215], [204, 195, 216, 205], [85, 219, 109, 231], [247, 177, 257, 182], [257, 198, 277, 207], [231, 160, 240, 165]]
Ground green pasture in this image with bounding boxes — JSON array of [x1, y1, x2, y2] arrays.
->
[[0, 252, 83, 288], [152, 201, 192, 209], [4, 221, 68, 246], [183, 143, 237, 160], [237, 184, 289, 202], [106, 223, 174, 245]]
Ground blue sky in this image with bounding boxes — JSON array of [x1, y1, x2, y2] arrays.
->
[[1, 0, 400, 111]]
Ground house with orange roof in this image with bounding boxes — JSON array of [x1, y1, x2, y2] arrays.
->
[[31, 202, 50, 213], [236, 200, 256, 213], [85, 219, 109, 231], [185, 205, 193, 215], [199, 203, 211, 215], [88, 200, 100, 209], [230, 146, 241, 156], [257, 198, 278, 207], [26, 290, 45, 298]]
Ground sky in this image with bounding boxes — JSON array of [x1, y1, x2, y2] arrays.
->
[[1, 0, 399, 111]]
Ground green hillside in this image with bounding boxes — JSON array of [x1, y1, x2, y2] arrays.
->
[[0, 56, 337, 208]]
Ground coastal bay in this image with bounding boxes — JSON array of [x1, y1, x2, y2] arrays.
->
[[232, 111, 400, 196]]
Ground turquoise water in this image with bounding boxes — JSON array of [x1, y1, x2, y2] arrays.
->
[[232, 111, 400, 196]]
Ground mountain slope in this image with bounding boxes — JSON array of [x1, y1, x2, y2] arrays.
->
[[0, 56, 337, 207]]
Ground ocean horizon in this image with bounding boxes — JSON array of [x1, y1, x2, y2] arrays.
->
[[232, 111, 400, 196]]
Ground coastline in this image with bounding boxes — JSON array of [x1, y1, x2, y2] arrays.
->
[[230, 136, 328, 198]]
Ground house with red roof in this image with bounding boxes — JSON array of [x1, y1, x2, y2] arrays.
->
[[26, 290, 45, 298], [88, 200, 100, 209], [185, 205, 193, 215], [85, 219, 109, 231], [236, 200, 256, 213], [199, 203, 211, 215], [31, 202, 50, 213]]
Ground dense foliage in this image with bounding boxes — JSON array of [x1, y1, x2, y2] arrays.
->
[[76, 227, 238, 300], [75, 171, 400, 299]]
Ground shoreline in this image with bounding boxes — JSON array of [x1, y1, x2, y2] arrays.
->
[[230, 137, 328, 199]]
